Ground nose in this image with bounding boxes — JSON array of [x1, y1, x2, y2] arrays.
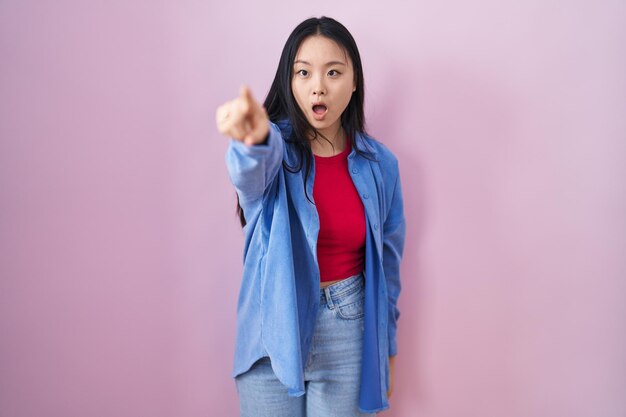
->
[[313, 76, 326, 96]]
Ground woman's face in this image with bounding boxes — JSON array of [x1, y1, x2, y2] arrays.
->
[[291, 35, 356, 138]]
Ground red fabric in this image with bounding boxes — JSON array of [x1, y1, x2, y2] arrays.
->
[[313, 138, 366, 282]]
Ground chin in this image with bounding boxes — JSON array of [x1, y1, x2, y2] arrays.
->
[[309, 117, 335, 130], [307, 120, 327, 129]]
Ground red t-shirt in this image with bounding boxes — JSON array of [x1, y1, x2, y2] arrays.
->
[[313, 139, 366, 282]]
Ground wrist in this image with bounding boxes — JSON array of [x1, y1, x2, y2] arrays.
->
[[251, 124, 270, 146], [256, 131, 269, 145]]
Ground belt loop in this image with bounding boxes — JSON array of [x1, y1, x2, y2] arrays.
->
[[324, 287, 335, 310]]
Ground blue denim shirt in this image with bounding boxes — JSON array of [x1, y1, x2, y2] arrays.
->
[[225, 120, 406, 413]]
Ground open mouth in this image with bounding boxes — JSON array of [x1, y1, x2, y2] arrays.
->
[[312, 104, 327, 114], [311, 104, 328, 120]]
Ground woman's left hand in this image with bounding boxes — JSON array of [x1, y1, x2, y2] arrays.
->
[[387, 355, 396, 398]]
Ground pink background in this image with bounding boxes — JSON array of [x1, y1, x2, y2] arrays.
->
[[1, 1, 625, 416]]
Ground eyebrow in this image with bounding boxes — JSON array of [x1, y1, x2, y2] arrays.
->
[[293, 60, 347, 66]]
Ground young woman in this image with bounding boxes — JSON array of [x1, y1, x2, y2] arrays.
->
[[216, 16, 406, 417]]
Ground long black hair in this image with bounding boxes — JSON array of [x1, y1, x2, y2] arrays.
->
[[237, 16, 373, 227]]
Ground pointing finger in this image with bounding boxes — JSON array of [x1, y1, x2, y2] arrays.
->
[[240, 85, 256, 106]]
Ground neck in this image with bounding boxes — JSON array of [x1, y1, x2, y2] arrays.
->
[[310, 125, 345, 157]]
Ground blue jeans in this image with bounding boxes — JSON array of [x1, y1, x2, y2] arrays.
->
[[235, 273, 376, 417]]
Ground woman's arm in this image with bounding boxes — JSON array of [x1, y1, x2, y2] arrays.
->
[[383, 168, 405, 399], [217, 86, 283, 205], [383, 167, 406, 358]]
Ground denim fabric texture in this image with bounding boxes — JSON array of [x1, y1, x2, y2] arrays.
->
[[235, 273, 376, 417], [225, 119, 406, 413]]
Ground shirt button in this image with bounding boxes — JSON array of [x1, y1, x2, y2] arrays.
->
[[374, 223, 379, 230], [352, 168, 358, 174], [363, 193, 369, 199]]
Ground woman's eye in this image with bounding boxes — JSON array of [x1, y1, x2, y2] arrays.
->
[[296, 69, 308, 76], [328, 70, 340, 77]]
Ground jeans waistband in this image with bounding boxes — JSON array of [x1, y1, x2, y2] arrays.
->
[[319, 272, 364, 306]]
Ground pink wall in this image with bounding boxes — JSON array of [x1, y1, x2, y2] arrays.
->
[[1, 1, 624, 416]]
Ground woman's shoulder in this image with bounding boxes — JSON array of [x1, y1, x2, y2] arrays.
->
[[356, 132, 400, 168], [270, 120, 399, 169], [272, 119, 293, 139]]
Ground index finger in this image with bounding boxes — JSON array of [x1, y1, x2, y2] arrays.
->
[[239, 85, 256, 106]]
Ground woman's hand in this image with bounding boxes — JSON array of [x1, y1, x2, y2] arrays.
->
[[387, 355, 396, 398], [216, 85, 269, 146]]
